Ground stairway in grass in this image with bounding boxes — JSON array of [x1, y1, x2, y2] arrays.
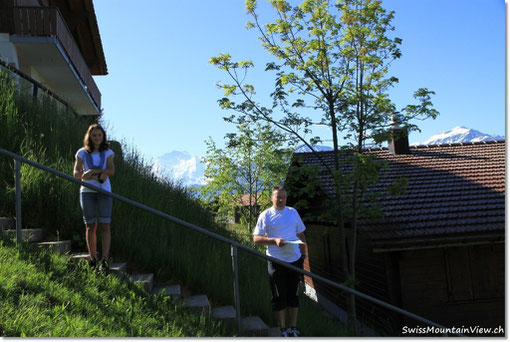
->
[[0, 216, 276, 336], [0, 217, 71, 253]]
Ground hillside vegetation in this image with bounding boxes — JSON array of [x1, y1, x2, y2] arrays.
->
[[0, 69, 348, 336], [0, 237, 228, 337]]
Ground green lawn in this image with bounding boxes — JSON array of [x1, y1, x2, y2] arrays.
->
[[0, 237, 231, 337]]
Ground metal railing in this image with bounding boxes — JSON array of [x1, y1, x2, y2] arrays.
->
[[0, 147, 462, 337], [0, 61, 97, 124]]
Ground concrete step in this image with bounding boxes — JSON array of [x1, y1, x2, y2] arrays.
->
[[212, 305, 237, 322], [70, 253, 90, 262], [268, 327, 282, 337], [129, 273, 154, 292], [5, 228, 43, 242], [152, 284, 181, 298], [110, 262, 127, 276], [0, 217, 14, 230], [241, 316, 269, 336], [35, 240, 71, 254], [183, 294, 210, 316]]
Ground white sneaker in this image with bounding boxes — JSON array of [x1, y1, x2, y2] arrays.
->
[[287, 327, 300, 337]]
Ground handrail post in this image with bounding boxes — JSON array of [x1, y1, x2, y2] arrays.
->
[[231, 245, 242, 336], [14, 160, 22, 247]]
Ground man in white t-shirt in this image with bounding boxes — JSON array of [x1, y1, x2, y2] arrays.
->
[[253, 185, 307, 337]]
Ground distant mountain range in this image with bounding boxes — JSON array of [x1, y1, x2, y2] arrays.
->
[[414, 126, 504, 145], [151, 150, 206, 188], [294, 144, 334, 153], [152, 127, 504, 187]]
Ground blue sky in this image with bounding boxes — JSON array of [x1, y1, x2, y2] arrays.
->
[[93, 0, 504, 162]]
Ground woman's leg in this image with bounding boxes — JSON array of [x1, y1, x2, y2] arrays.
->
[[99, 223, 110, 259], [98, 194, 113, 260], [80, 193, 98, 261], [86, 222, 98, 260]]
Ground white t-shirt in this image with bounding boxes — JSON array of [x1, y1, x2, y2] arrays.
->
[[253, 206, 306, 263], [75, 148, 114, 193]]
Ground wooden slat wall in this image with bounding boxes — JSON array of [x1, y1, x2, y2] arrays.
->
[[0, 1, 15, 33], [399, 245, 504, 333], [305, 224, 397, 333], [304, 223, 504, 335]]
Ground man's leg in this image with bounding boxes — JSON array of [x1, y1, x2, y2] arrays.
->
[[288, 306, 299, 327], [268, 261, 288, 332], [275, 309, 286, 329], [286, 257, 304, 336]]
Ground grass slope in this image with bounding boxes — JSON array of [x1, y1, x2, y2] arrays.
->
[[0, 237, 231, 337], [0, 68, 349, 336]]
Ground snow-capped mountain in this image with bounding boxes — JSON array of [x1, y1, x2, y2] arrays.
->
[[294, 144, 334, 153], [415, 126, 504, 145], [151, 151, 206, 187], [152, 128, 503, 187]]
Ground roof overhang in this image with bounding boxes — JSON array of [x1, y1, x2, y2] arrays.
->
[[371, 233, 505, 253], [48, 0, 107, 75], [11, 35, 100, 115]]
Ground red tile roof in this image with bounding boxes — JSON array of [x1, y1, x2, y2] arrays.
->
[[291, 141, 505, 248], [237, 194, 260, 206]]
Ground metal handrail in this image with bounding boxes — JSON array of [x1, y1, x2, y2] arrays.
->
[[0, 59, 97, 123], [0, 147, 463, 337]]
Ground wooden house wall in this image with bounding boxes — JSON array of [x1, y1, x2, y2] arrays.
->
[[0, 1, 14, 33], [304, 224, 398, 333], [398, 244, 504, 332], [305, 223, 504, 335]]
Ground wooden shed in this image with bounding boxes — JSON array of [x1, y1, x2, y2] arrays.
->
[[286, 140, 505, 336]]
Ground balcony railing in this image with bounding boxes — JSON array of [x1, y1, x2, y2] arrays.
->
[[11, 6, 101, 111]]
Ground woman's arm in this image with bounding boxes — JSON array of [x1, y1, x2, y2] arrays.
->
[[73, 157, 84, 179], [98, 155, 115, 182]]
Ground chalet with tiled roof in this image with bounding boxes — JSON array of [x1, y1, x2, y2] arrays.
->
[[286, 137, 505, 335]]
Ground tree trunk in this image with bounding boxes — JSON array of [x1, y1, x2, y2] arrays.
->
[[328, 99, 357, 334]]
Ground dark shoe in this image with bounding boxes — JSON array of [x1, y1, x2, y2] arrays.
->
[[280, 327, 289, 337], [99, 258, 110, 275], [88, 258, 97, 268]]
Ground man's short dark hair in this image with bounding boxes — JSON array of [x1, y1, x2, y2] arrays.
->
[[272, 185, 286, 193]]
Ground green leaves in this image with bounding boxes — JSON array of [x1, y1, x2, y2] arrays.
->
[[200, 122, 293, 231]]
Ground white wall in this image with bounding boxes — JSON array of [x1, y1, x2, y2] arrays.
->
[[0, 34, 19, 67]]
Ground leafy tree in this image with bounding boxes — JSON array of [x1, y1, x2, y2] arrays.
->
[[200, 122, 292, 233], [210, 0, 438, 333]]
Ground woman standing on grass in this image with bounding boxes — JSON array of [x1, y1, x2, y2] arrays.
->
[[73, 123, 115, 272]]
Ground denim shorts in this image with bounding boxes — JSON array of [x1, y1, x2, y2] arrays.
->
[[79, 192, 113, 224]]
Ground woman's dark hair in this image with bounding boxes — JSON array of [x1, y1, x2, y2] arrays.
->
[[83, 124, 109, 152]]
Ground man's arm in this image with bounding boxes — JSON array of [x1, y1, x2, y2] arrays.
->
[[297, 232, 307, 258], [253, 235, 286, 247]]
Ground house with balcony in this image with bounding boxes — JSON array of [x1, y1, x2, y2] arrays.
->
[[285, 132, 505, 335], [0, 0, 107, 116]]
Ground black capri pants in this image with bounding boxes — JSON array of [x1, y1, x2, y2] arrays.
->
[[267, 257, 304, 311]]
